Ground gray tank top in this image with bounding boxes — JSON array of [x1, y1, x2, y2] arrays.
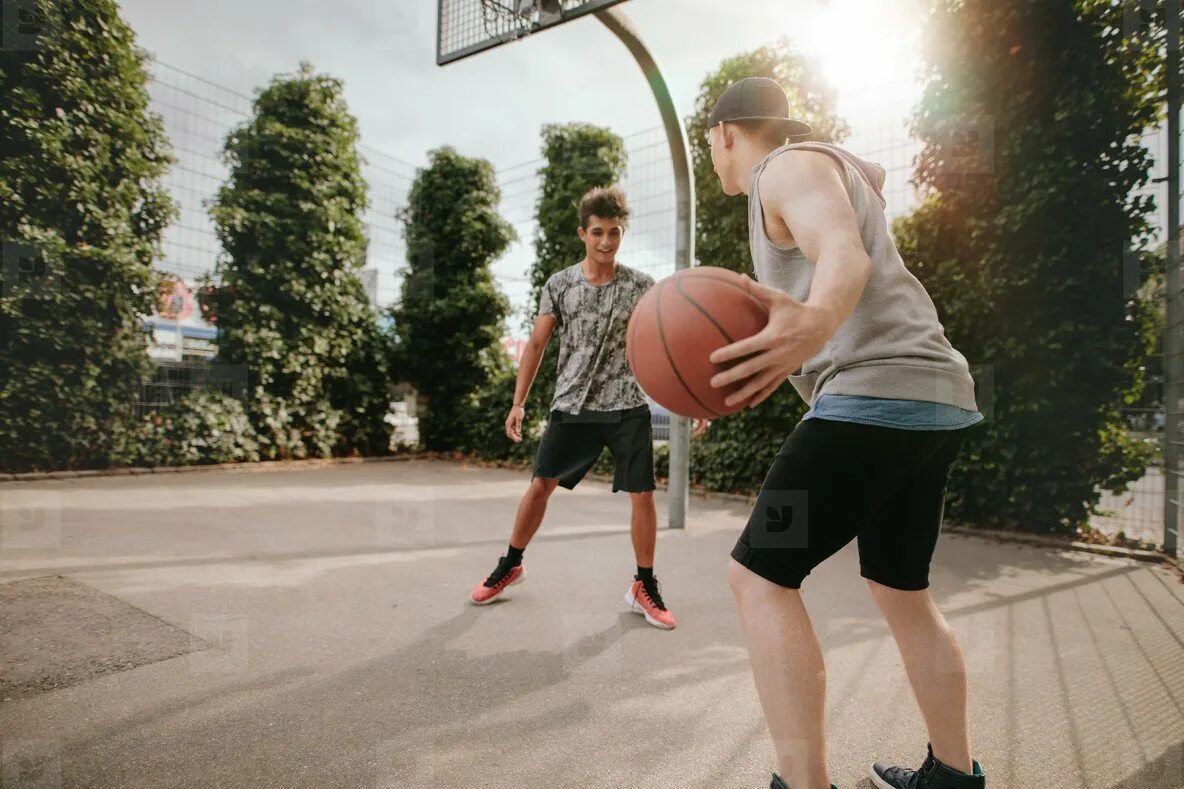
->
[[748, 141, 978, 410]]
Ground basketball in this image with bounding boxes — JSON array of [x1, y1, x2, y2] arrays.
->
[[626, 266, 770, 419]]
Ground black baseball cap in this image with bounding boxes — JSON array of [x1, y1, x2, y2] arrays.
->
[[708, 77, 813, 138]]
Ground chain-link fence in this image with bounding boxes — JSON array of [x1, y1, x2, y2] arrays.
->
[[148, 60, 413, 307], [147, 62, 934, 332], [144, 60, 1177, 551], [142, 60, 415, 405], [1088, 407, 1165, 548], [133, 361, 249, 420], [1089, 115, 1177, 553]]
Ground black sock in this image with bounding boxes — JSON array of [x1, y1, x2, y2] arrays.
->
[[636, 565, 654, 583], [506, 545, 525, 567]]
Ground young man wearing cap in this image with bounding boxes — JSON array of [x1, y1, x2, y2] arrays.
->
[[468, 186, 708, 629], [704, 77, 987, 789]]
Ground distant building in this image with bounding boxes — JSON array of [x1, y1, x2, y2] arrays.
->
[[361, 268, 379, 309], [144, 277, 217, 361], [502, 336, 527, 366]]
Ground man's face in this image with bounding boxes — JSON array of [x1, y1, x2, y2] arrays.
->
[[578, 215, 624, 264], [707, 123, 742, 196]]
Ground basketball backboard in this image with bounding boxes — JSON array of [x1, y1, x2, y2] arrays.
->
[[437, 0, 630, 66]]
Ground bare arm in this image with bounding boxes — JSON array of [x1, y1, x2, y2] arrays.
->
[[708, 150, 872, 408], [513, 314, 557, 406], [506, 313, 557, 442], [763, 150, 872, 336]]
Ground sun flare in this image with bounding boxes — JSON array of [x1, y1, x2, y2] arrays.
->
[[789, 0, 926, 119]]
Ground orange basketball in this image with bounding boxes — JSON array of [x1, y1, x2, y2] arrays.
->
[[627, 267, 769, 419]]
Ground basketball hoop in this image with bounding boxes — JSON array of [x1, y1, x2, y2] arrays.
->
[[478, 0, 532, 45], [438, 0, 629, 66]]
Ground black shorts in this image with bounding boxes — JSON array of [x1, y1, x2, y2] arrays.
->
[[533, 405, 656, 493], [731, 418, 969, 591]]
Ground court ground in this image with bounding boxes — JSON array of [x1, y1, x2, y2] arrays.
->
[[1, 460, 1182, 788]]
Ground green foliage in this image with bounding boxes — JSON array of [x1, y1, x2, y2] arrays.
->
[[682, 39, 849, 492], [249, 389, 342, 460], [894, 0, 1162, 532], [525, 123, 627, 427], [203, 63, 391, 461], [1079, 0, 1178, 115], [452, 344, 538, 463], [390, 146, 516, 451], [688, 397, 802, 494], [0, 0, 176, 472], [654, 441, 670, 480], [135, 392, 261, 466]]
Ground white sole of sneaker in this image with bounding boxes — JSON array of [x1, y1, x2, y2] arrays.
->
[[623, 590, 675, 630], [868, 767, 894, 789], [470, 572, 524, 606]]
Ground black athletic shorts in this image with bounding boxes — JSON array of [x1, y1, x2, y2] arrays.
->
[[533, 405, 656, 493], [731, 417, 970, 591]]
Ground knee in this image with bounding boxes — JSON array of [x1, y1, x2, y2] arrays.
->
[[865, 577, 903, 606], [727, 557, 760, 598], [865, 577, 935, 618], [528, 477, 559, 499], [865, 576, 925, 598], [629, 491, 654, 507]]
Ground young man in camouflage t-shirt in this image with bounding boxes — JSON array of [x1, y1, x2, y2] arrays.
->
[[468, 187, 705, 629]]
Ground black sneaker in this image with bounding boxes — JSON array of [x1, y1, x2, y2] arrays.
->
[[469, 555, 524, 605], [871, 743, 984, 788], [770, 774, 837, 789]]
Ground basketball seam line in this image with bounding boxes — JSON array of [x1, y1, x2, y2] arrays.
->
[[677, 271, 771, 319], [673, 272, 770, 416], [673, 276, 737, 344], [655, 279, 724, 419]]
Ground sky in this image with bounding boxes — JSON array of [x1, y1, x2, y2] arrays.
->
[[114, 0, 1181, 337], [119, 0, 935, 330], [121, 0, 927, 168]]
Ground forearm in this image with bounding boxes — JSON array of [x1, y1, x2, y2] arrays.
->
[[513, 342, 547, 406], [804, 240, 872, 338]]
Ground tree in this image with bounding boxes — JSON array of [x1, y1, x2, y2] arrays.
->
[[0, 0, 175, 472], [390, 147, 515, 451], [204, 62, 390, 460], [893, 0, 1162, 532], [683, 39, 850, 493]]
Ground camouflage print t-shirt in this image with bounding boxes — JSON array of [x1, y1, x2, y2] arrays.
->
[[536, 262, 655, 417]]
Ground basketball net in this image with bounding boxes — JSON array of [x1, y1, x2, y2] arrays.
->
[[479, 0, 534, 42]]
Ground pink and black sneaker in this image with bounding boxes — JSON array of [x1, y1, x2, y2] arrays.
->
[[624, 574, 676, 630], [470, 555, 524, 605]]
